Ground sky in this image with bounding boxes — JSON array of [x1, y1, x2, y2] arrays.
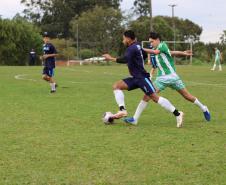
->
[[0, 0, 225, 43]]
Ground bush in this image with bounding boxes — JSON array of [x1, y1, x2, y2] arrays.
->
[[191, 58, 205, 65], [0, 18, 42, 65], [79, 49, 95, 59]]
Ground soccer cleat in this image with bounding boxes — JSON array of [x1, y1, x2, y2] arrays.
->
[[55, 84, 58, 88], [112, 110, 128, 119], [203, 106, 211, 121], [176, 111, 184, 128], [50, 90, 56, 93], [123, 117, 138, 125]]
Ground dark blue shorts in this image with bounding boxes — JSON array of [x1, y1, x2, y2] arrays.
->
[[43, 67, 54, 77], [123, 77, 156, 96]]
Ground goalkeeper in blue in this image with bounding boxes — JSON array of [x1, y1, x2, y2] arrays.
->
[[124, 32, 211, 126]]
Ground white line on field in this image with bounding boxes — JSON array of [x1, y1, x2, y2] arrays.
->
[[65, 68, 91, 73], [14, 74, 226, 87], [14, 74, 38, 82], [14, 74, 111, 85], [185, 81, 226, 87]]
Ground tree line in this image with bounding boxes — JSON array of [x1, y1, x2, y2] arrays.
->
[[0, 0, 225, 65]]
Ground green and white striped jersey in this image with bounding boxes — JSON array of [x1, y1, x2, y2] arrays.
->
[[155, 42, 176, 77], [215, 49, 220, 60]]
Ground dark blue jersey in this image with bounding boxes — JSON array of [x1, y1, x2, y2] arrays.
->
[[117, 42, 149, 78], [149, 44, 157, 68], [43, 43, 57, 68]]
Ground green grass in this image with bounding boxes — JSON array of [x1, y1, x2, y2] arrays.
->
[[0, 65, 225, 185]]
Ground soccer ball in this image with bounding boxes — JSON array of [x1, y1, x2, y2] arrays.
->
[[102, 112, 114, 124]]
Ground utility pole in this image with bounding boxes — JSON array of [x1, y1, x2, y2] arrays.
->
[[168, 4, 177, 51], [76, 23, 79, 59], [149, 0, 153, 31]]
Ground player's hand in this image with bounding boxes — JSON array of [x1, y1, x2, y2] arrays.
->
[[183, 50, 193, 56], [102, 54, 113, 61], [43, 54, 49, 59]]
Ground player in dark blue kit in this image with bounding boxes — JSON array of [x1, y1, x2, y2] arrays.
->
[[103, 30, 184, 127], [41, 32, 58, 93]]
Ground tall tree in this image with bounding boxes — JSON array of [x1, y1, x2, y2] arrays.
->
[[0, 18, 42, 65], [21, 0, 122, 37], [129, 16, 202, 42], [134, 0, 150, 16], [70, 6, 124, 56]]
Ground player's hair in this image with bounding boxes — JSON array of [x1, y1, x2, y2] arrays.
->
[[124, 30, 136, 40], [149, 32, 161, 41]]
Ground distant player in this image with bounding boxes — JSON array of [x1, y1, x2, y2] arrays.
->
[[41, 32, 58, 93], [29, 49, 36, 66], [103, 30, 184, 128], [124, 32, 210, 125], [211, 47, 222, 71]]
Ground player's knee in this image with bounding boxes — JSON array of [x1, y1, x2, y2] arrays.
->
[[42, 75, 49, 81], [112, 82, 121, 90], [149, 93, 159, 103], [143, 95, 150, 102]]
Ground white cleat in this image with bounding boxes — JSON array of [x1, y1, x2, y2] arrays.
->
[[176, 111, 184, 128], [112, 110, 128, 119]]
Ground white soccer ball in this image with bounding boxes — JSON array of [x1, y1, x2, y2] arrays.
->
[[102, 112, 114, 124]]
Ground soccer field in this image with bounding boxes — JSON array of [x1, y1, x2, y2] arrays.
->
[[0, 65, 225, 185]]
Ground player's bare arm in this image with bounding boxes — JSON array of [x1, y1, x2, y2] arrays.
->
[[43, 53, 58, 59], [143, 48, 160, 55], [171, 50, 193, 56], [102, 54, 127, 63]]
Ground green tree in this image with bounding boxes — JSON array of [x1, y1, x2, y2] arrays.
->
[[129, 16, 202, 43], [134, 0, 150, 16], [70, 6, 124, 55], [21, 0, 122, 37], [51, 38, 77, 60], [129, 16, 174, 41], [0, 18, 42, 65]]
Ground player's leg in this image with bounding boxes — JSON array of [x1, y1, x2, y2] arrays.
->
[[211, 60, 217, 70], [42, 67, 50, 81], [42, 74, 50, 81], [42, 67, 56, 93], [177, 88, 210, 121], [124, 78, 184, 127], [124, 78, 163, 125], [48, 69, 56, 93], [150, 78, 184, 128], [216, 59, 222, 71], [112, 79, 130, 119], [150, 93, 184, 128]]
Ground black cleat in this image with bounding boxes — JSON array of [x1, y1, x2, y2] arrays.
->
[[55, 84, 58, 88], [50, 90, 56, 93]]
